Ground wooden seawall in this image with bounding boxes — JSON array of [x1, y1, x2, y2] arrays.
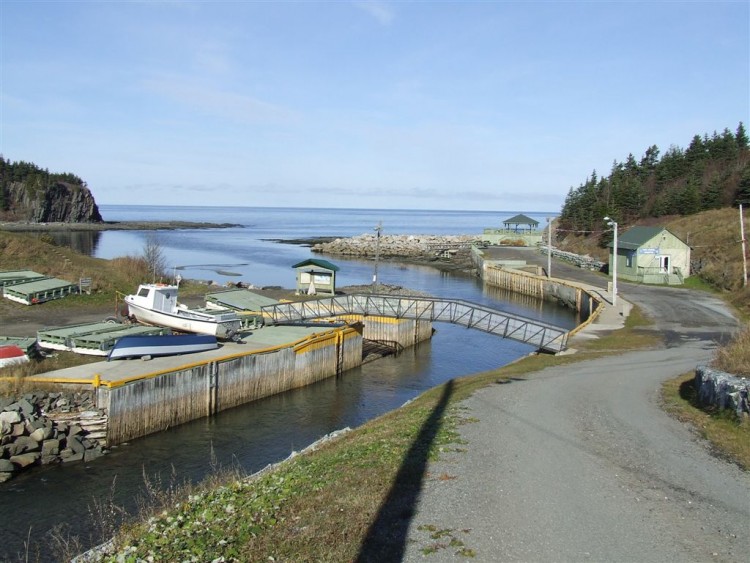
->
[[101, 327, 365, 445], [19, 317, 433, 446], [474, 249, 602, 323]]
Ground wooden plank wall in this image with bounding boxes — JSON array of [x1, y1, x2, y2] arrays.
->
[[338, 315, 433, 347], [105, 327, 364, 445], [107, 364, 211, 445]]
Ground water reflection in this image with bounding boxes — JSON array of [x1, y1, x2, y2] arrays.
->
[[40, 230, 102, 256]]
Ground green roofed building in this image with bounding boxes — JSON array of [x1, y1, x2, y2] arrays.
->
[[502, 214, 539, 233], [609, 226, 690, 285], [292, 259, 340, 296]]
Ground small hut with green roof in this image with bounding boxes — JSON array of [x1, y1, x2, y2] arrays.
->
[[292, 259, 340, 296]]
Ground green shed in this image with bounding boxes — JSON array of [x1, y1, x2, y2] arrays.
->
[[292, 259, 340, 296], [608, 226, 690, 285]]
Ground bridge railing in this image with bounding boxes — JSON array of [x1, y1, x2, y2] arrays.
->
[[262, 294, 569, 353]]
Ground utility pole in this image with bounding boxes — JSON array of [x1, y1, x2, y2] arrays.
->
[[372, 221, 382, 293], [740, 203, 748, 288]]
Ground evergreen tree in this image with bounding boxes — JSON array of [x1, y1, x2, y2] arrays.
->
[[736, 122, 749, 149]]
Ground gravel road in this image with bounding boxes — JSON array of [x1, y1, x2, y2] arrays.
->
[[403, 267, 748, 562]]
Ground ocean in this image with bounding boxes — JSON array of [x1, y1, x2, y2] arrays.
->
[[94, 205, 556, 295]]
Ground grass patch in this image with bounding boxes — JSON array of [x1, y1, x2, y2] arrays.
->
[[661, 372, 750, 470], [574, 303, 662, 353]]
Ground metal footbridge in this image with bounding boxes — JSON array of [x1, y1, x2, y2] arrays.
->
[[262, 294, 569, 353]]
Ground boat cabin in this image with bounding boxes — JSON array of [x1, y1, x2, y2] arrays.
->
[[132, 284, 179, 313]]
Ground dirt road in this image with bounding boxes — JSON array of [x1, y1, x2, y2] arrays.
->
[[403, 270, 747, 561]]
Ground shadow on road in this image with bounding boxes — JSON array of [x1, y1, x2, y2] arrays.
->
[[355, 379, 454, 562]]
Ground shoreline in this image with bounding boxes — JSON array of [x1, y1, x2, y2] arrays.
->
[[0, 220, 242, 232]]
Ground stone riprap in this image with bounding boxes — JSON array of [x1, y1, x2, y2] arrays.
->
[[0, 391, 107, 483], [538, 245, 606, 271], [312, 233, 480, 259], [694, 365, 749, 416]]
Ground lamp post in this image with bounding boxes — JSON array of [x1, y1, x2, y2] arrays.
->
[[546, 217, 553, 279], [604, 216, 618, 306]]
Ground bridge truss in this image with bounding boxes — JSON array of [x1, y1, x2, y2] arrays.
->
[[262, 294, 569, 353]]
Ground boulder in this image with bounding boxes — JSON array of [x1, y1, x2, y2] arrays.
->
[[41, 439, 60, 456], [0, 459, 16, 472], [10, 452, 41, 468], [67, 435, 86, 455], [0, 411, 21, 425], [29, 427, 52, 442], [0, 472, 12, 483], [13, 436, 41, 453], [61, 452, 84, 463]]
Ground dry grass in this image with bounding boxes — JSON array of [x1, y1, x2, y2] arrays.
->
[[662, 372, 750, 470], [711, 323, 750, 376]]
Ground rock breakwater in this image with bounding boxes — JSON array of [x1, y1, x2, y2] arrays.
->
[[0, 391, 107, 482], [312, 233, 480, 260]]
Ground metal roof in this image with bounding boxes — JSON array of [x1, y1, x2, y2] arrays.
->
[[205, 288, 279, 311], [3, 278, 76, 295], [609, 226, 678, 250], [0, 270, 45, 287], [502, 214, 539, 225], [292, 259, 340, 272]]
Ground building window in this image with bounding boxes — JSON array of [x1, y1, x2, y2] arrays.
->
[[626, 252, 633, 268]]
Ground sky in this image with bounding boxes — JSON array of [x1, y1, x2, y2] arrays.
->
[[0, 1, 748, 212]]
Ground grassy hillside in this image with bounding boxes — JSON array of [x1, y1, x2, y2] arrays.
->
[[556, 206, 750, 317]]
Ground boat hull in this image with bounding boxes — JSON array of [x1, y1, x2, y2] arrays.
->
[[107, 334, 219, 361], [125, 300, 240, 339], [0, 345, 30, 368]]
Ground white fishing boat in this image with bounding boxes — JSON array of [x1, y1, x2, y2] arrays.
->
[[124, 284, 242, 339]]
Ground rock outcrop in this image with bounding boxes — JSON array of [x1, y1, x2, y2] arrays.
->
[[4, 180, 103, 223]]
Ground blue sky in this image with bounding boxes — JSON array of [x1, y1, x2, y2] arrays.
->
[[1, 1, 748, 211]]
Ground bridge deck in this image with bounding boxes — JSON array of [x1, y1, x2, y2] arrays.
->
[[262, 294, 569, 353]]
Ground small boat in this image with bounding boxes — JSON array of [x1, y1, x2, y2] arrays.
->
[[124, 284, 242, 339], [107, 334, 219, 361], [0, 345, 30, 368]]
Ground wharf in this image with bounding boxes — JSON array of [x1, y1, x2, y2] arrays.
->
[[30, 325, 329, 387]]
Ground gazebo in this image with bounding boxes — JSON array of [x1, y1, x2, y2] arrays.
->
[[502, 214, 539, 233]]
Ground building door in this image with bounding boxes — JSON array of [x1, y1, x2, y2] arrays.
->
[[659, 255, 670, 273]]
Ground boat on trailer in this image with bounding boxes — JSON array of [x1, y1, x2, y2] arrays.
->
[[124, 283, 242, 339], [107, 334, 219, 361]]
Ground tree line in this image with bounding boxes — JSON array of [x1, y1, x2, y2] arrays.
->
[[0, 156, 86, 212], [558, 123, 750, 234]]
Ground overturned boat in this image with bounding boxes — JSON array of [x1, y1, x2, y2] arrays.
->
[[0, 345, 30, 369], [124, 284, 242, 339], [107, 334, 219, 361]]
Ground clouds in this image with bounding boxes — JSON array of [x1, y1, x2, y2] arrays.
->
[[354, 1, 395, 25], [0, 2, 747, 211]]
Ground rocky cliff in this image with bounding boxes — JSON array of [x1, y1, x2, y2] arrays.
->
[[4, 180, 102, 223]]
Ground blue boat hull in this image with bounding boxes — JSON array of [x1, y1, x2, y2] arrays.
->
[[107, 334, 219, 361]]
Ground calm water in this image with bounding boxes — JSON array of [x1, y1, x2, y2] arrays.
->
[[1, 206, 571, 561]]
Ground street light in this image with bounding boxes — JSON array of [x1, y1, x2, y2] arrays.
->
[[546, 217, 553, 279], [604, 216, 618, 306]]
